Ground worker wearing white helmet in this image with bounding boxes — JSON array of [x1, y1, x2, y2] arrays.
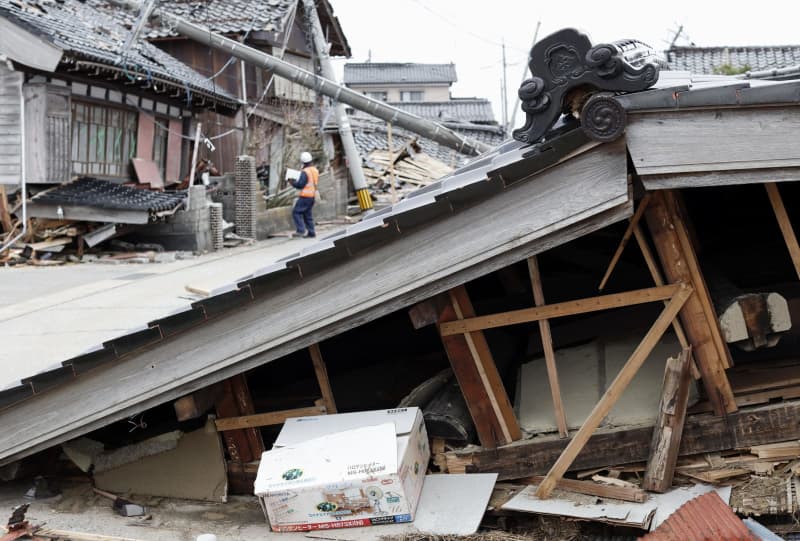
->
[[288, 151, 319, 238]]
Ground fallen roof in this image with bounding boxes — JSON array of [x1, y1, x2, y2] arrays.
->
[[1, 70, 800, 466], [27, 178, 186, 224], [667, 45, 800, 77], [344, 63, 458, 85], [641, 491, 758, 541], [0, 0, 240, 111]]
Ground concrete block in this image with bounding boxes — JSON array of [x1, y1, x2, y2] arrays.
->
[[256, 206, 294, 240]]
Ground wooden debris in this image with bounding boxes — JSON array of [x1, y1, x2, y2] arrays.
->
[[520, 475, 647, 503], [643, 348, 692, 493], [751, 441, 800, 460]]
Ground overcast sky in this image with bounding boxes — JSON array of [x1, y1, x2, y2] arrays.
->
[[330, 0, 799, 127]]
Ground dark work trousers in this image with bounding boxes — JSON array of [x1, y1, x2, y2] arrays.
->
[[292, 196, 316, 236]]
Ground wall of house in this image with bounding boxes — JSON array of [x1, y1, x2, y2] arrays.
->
[[347, 83, 451, 103], [0, 62, 23, 185]]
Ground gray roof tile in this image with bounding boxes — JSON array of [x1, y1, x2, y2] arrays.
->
[[382, 99, 497, 124], [0, 0, 239, 106], [667, 46, 800, 75], [344, 63, 457, 85]]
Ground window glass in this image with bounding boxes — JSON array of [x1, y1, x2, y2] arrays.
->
[[71, 101, 137, 178]]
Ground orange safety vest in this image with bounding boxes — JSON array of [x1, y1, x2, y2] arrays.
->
[[299, 166, 319, 198]]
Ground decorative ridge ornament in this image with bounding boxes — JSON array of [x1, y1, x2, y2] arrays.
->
[[513, 28, 661, 144]]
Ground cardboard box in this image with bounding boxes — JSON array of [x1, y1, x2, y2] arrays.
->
[[254, 408, 429, 532]]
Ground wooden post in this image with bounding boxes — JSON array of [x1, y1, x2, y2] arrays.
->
[[187, 122, 202, 208], [535, 283, 692, 499], [438, 284, 522, 448], [643, 347, 692, 493], [215, 374, 264, 463], [765, 182, 800, 280], [386, 123, 398, 204], [527, 256, 568, 438], [0, 185, 12, 234], [644, 190, 736, 415], [633, 223, 700, 379], [598, 194, 651, 291], [309, 343, 337, 414]]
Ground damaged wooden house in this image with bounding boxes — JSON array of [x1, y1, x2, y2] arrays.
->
[[3, 25, 800, 538]]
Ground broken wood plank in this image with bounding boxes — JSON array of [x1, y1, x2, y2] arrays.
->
[[599, 193, 651, 291], [535, 283, 692, 498], [173, 383, 224, 422], [33, 529, 145, 541], [439, 284, 522, 448], [214, 375, 264, 463], [644, 190, 735, 415], [750, 440, 800, 460], [439, 283, 680, 336], [527, 255, 568, 438], [643, 347, 692, 493], [309, 343, 337, 414], [214, 405, 326, 431], [184, 285, 211, 297], [521, 475, 647, 503]]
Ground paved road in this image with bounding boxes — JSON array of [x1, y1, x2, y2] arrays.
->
[[0, 232, 327, 389]]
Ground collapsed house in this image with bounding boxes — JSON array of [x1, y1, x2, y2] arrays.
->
[[3, 26, 800, 538]]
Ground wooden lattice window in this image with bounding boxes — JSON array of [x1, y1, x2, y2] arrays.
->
[[71, 101, 137, 178]]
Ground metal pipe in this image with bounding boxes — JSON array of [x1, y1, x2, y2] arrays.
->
[[107, 0, 492, 158], [300, 0, 371, 210], [0, 65, 27, 255]]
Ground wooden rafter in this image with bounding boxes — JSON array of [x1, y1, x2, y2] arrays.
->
[[765, 182, 800, 280], [309, 343, 337, 414], [535, 283, 692, 498], [598, 193, 651, 291]]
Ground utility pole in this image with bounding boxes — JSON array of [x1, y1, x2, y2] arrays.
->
[[501, 40, 508, 132], [300, 0, 371, 210], [508, 21, 541, 133]]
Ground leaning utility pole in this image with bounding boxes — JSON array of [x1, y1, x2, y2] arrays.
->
[[109, 0, 492, 211], [300, 0, 370, 210]]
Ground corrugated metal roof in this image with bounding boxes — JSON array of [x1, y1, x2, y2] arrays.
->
[[344, 63, 458, 85], [0, 0, 239, 107], [640, 492, 758, 541], [667, 45, 800, 75]]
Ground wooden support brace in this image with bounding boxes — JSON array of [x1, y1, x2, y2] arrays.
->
[[0, 185, 12, 234], [527, 256, 568, 438], [439, 283, 679, 336], [438, 285, 522, 448], [309, 343, 337, 414], [642, 347, 692, 493], [645, 190, 736, 415], [598, 193, 651, 291], [215, 405, 327, 431], [535, 283, 692, 499], [215, 374, 265, 463], [765, 182, 800, 280]]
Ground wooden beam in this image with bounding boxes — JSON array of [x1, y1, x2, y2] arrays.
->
[[633, 224, 699, 379], [215, 375, 264, 463], [0, 185, 12, 234], [439, 283, 679, 336], [438, 285, 522, 448], [598, 193, 651, 291], [522, 475, 647, 503], [215, 405, 326, 431], [173, 383, 223, 422], [535, 283, 692, 498], [527, 256, 568, 438], [309, 343, 337, 414], [448, 399, 800, 481], [644, 190, 736, 415], [407, 293, 450, 329], [765, 182, 800, 280], [642, 348, 692, 493]]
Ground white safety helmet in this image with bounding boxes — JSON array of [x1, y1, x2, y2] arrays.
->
[[300, 151, 312, 164]]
